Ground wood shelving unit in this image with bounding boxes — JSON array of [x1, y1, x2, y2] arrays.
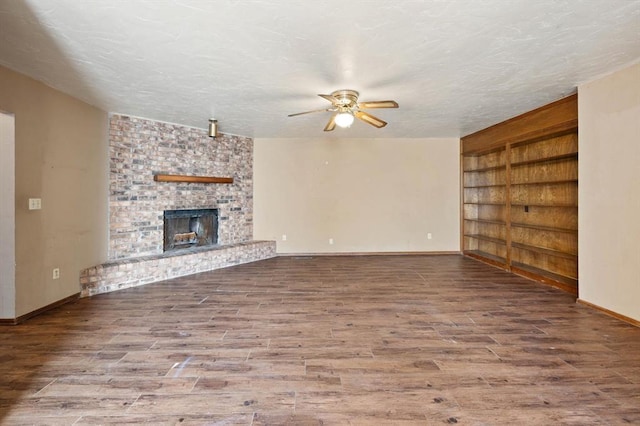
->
[[462, 145, 509, 269], [461, 94, 578, 294]]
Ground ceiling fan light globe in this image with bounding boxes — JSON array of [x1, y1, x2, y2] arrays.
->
[[335, 112, 355, 128]]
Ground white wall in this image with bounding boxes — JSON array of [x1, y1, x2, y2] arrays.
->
[[254, 137, 460, 254], [578, 62, 640, 322]]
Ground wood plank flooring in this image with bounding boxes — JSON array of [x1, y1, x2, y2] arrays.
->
[[1, 255, 639, 425]]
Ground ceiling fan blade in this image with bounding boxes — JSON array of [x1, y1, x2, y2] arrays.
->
[[318, 94, 338, 104], [358, 100, 399, 109], [355, 111, 387, 128], [288, 108, 331, 117], [324, 115, 337, 131]]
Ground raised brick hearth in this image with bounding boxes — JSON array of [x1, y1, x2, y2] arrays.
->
[[80, 114, 275, 297], [80, 241, 275, 297]]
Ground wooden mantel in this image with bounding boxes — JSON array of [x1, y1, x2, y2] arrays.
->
[[153, 174, 234, 184]]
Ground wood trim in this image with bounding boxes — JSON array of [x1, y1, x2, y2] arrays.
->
[[462, 94, 578, 154], [505, 144, 512, 269], [278, 251, 462, 257], [153, 174, 234, 184], [0, 293, 80, 326], [577, 299, 640, 328], [460, 138, 464, 253]]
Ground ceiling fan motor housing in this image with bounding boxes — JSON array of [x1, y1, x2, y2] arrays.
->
[[332, 89, 359, 107]]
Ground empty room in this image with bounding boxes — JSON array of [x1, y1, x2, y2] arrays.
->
[[1, 1, 639, 424]]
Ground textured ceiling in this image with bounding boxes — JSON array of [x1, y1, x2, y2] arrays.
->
[[1, 0, 639, 138]]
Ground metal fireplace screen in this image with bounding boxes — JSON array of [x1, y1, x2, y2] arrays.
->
[[163, 208, 218, 252]]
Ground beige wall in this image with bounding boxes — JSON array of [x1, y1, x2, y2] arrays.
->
[[254, 137, 460, 253], [578, 62, 640, 322], [0, 65, 108, 318]]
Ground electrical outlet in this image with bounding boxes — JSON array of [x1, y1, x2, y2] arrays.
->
[[282, 234, 287, 241], [427, 233, 432, 240], [52, 268, 60, 280], [329, 238, 334, 245]]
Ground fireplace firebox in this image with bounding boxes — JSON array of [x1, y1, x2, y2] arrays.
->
[[163, 208, 218, 252]]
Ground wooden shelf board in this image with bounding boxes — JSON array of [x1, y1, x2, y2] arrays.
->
[[511, 202, 577, 208], [510, 152, 578, 167], [153, 174, 234, 184], [464, 164, 507, 173], [511, 262, 577, 295], [464, 234, 507, 245], [464, 183, 507, 188], [463, 202, 506, 206], [510, 222, 577, 234], [464, 250, 507, 269], [463, 218, 507, 226], [510, 179, 578, 185], [511, 242, 577, 259]]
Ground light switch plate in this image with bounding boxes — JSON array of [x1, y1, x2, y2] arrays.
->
[[28, 198, 42, 210]]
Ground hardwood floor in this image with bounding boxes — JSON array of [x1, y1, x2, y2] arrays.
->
[[1, 255, 639, 425]]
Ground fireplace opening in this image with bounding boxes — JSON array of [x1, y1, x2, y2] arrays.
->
[[163, 208, 218, 253]]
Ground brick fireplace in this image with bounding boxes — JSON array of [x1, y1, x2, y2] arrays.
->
[[108, 114, 253, 259], [80, 114, 275, 297]]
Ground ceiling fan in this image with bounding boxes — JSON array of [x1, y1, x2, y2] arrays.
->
[[288, 89, 399, 131]]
